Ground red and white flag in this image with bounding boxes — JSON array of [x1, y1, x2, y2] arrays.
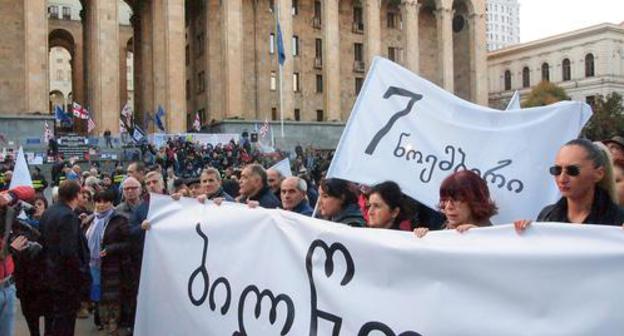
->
[[87, 117, 96, 133], [193, 112, 201, 132], [72, 102, 90, 119], [44, 121, 54, 143]]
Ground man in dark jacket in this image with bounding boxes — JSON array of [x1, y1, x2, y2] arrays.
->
[[238, 164, 280, 209], [280, 177, 313, 216], [39, 180, 91, 335]]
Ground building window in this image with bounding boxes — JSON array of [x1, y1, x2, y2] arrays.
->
[[292, 0, 298, 15], [353, 6, 364, 32], [270, 71, 277, 91], [293, 73, 300, 92], [315, 39, 323, 59], [504, 70, 511, 91], [316, 74, 323, 93], [541, 62, 550, 82], [49, 6, 59, 18], [316, 109, 324, 122], [294, 108, 301, 121], [195, 33, 204, 57], [388, 47, 400, 63], [197, 72, 205, 93], [198, 108, 206, 128], [355, 77, 364, 95], [62, 6, 71, 20], [354, 43, 363, 62], [186, 80, 190, 100], [585, 53, 595, 77], [185, 45, 190, 65], [269, 33, 275, 54], [314, 1, 322, 20], [522, 66, 530, 88], [292, 35, 299, 56], [387, 12, 397, 29], [272, 107, 277, 120], [562, 58, 571, 81]]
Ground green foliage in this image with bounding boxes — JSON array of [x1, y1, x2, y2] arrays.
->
[[523, 81, 570, 107], [582, 92, 624, 141]]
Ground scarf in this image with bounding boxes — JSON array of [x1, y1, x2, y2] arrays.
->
[[87, 208, 114, 268]]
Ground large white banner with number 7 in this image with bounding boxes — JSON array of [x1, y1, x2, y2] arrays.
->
[[327, 57, 592, 224]]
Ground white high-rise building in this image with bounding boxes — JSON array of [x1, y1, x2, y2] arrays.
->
[[486, 0, 520, 51]]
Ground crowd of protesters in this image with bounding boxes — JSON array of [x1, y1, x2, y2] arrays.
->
[[2, 134, 624, 335]]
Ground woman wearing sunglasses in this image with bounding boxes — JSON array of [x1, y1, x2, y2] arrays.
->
[[515, 138, 624, 233]]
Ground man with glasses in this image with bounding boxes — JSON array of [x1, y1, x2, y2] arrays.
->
[[515, 139, 624, 233], [115, 177, 143, 219]]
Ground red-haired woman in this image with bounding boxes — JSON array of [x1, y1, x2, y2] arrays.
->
[[414, 170, 497, 237]]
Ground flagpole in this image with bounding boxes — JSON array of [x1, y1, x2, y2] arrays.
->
[[275, 3, 285, 138]]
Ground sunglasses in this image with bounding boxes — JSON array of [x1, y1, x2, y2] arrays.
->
[[549, 165, 581, 177]]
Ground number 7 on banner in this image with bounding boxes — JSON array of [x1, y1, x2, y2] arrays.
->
[[365, 86, 423, 155]]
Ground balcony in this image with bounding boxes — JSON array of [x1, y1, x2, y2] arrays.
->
[[352, 22, 364, 34], [314, 57, 323, 69], [353, 61, 365, 73], [312, 16, 322, 29]]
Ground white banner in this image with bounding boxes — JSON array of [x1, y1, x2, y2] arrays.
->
[[135, 195, 624, 335], [328, 57, 592, 224]]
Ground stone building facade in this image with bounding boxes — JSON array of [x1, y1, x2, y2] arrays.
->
[[185, 0, 488, 126], [488, 22, 624, 109], [1, 0, 487, 135]]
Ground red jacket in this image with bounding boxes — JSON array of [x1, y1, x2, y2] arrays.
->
[[0, 186, 35, 280]]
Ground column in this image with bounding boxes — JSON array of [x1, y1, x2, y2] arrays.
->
[[364, 0, 381, 68], [131, 13, 144, 126], [23, 0, 48, 114], [323, 0, 341, 121], [401, 0, 421, 74], [222, 0, 244, 119], [435, 6, 454, 92], [87, 1, 120, 134], [140, 2, 154, 131], [277, 0, 294, 120], [152, 0, 186, 133], [71, 37, 85, 107], [206, 0, 224, 121], [470, 8, 488, 104], [120, 42, 128, 110]]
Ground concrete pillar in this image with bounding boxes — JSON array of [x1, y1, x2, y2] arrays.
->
[[470, 2, 488, 104], [277, 0, 294, 120], [364, 0, 381, 69], [140, 2, 154, 131], [401, 0, 421, 74], [71, 38, 85, 106], [131, 13, 143, 126], [323, 0, 341, 121], [23, 1, 48, 114], [436, 5, 454, 92], [207, 0, 224, 122], [152, 0, 186, 133], [86, 1, 120, 134], [222, 0, 244, 119]]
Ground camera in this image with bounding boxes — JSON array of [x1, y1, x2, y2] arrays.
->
[[1, 202, 42, 258]]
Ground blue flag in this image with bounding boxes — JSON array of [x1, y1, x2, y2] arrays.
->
[[155, 105, 166, 132], [54, 105, 72, 124], [132, 125, 147, 143], [276, 23, 286, 66]]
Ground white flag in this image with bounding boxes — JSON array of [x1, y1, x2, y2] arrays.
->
[[327, 57, 592, 224], [44, 121, 54, 143], [505, 90, 521, 110], [9, 147, 33, 189], [87, 117, 96, 133], [269, 158, 292, 177], [119, 119, 128, 134]]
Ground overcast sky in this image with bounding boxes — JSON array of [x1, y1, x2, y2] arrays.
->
[[520, 0, 624, 42]]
